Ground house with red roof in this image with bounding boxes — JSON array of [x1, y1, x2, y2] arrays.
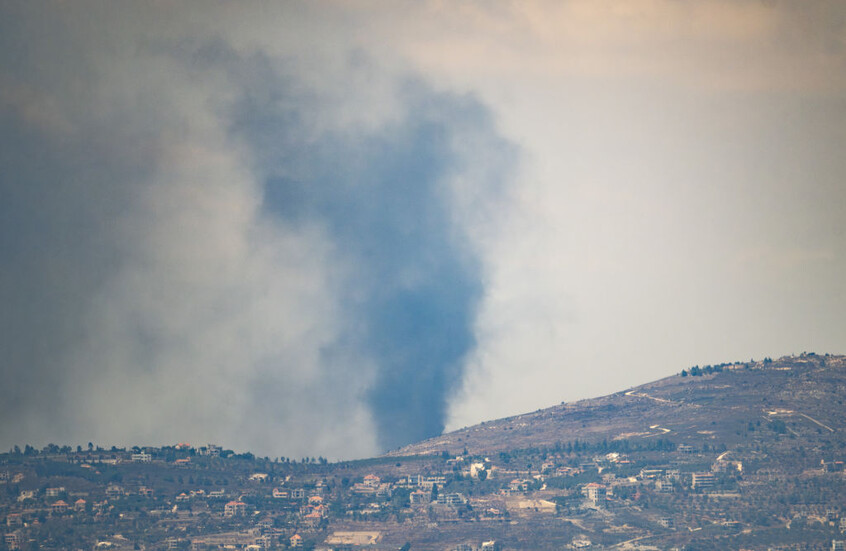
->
[[51, 500, 69, 514], [224, 500, 246, 517]]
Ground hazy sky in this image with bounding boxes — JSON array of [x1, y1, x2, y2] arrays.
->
[[2, 1, 845, 459]]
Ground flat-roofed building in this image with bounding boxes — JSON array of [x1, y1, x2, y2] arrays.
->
[[692, 472, 716, 491]]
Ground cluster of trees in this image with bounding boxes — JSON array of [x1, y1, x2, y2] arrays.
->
[[681, 363, 727, 377], [681, 356, 783, 377], [8, 444, 80, 455], [3, 444, 337, 468]]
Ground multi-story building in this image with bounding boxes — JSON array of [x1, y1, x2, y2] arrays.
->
[[224, 501, 247, 517], [5, 531, 22, 550], [6, 513, 23, 527], [655, 479, 675, 493], [131, 452, 152, 463], [437, 492, 467, 505], [51, 500, 69, 514], [582, 483, 607, 507], [45, 487, 65, 498], [692, 472, 716, 491]]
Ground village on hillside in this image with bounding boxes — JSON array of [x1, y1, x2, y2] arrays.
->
[[3, 355, 846, 550]]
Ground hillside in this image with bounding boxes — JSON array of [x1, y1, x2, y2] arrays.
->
[[392, 353, 846, 457], [3, 353, 846, 551]]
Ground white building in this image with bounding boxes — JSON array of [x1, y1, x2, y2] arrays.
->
[[224, 501, 246, 517], [692, 472, 716, 490], [582, 483, 606, 507]]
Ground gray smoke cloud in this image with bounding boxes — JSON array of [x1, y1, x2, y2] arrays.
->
[[0, 4, 515, 458], [6, 1, 846, 458]]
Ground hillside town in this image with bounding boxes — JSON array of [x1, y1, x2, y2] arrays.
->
[[1, 435, 845, 550], [3, 355, 846, 550]]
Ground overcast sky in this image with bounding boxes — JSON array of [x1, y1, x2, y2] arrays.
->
[[2, 1, 845, 459]]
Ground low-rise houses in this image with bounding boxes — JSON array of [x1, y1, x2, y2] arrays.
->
[[509, 479, 530, 492], [0, 420, 842, 551], [713, 459, 743, 473], [822, 460, 845, 472], [256, 516, 274, 531], [409, 489, 429, 504], [302, 508, 325, 526], [639, 468, 663, 480], [50, 500, 69, 514], [398, 474, 448, 489], [351, 475, 382, 494], [363, 474, 380, 487]]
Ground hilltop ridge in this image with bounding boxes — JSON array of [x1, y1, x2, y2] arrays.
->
[[390, 353, 846, 456]]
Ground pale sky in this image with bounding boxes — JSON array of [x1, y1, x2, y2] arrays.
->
[[2, 1, 845, 459]]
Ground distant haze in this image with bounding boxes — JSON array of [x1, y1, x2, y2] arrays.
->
[[2, 1, 846, 459]]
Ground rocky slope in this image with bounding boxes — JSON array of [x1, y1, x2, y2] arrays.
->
[[390, 353, 846, 457]]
